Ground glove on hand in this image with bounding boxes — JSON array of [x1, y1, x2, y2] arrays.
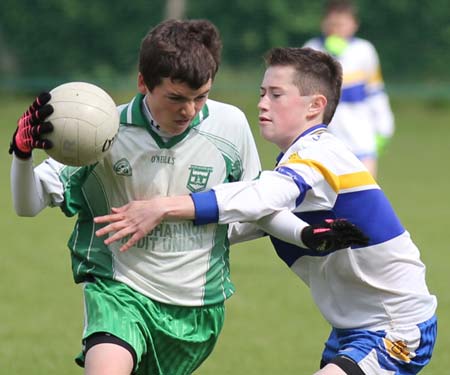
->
[[301, 219, 369, 252], [9, 92, 54, 159]]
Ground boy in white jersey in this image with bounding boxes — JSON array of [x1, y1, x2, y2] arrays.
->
[[9, 19, 265, 375], [95, 47, 437, 375], [304, 0, 395, 177]]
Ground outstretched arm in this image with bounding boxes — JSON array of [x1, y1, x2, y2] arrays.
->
[[95, 170, 300, 251], [94, 168, 369, 252], [94, 195, 195, 252], [94, 195, 368, 252], [256, 210, 369, 252]]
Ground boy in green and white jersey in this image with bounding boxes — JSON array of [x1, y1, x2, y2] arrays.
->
[[10, 19, 261, 375]]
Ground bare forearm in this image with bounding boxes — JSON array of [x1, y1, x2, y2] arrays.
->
[[160, 195, 196, 221], [94, 194, 196, 252]]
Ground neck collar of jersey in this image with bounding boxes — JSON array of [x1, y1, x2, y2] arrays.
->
[[119, 93, 209, 148], [276, 124, 327, 164]]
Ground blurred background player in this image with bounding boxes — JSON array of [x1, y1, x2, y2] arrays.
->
[[94, 47, 437, 375], [304, 0, 394, 177], [9, 19, 263, 375]]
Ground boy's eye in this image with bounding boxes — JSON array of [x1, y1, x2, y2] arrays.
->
[[168, 96, 184, 102], [168, 95, 207, 103]]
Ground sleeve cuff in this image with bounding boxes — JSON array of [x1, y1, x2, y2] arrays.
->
[[191, 190, 219, 225]]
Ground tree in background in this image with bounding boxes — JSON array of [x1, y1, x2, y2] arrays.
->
[[1, 0, 450, 85], [0, 0, 164, 82]]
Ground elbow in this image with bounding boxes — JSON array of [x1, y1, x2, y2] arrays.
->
[[13, 199, 44, 217]]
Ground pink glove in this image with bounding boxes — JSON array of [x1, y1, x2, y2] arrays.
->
[[9, 92, 54, 158]]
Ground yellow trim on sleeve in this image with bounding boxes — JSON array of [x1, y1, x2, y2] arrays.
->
[[368, 67, 384, 85], [342, 70, 368, 85], [280, 154, 376, 192], [339, 171, 377, 189]]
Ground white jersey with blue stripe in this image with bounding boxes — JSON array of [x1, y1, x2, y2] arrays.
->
[[193, 125, 436, 330], [304, 37, 394, 157]]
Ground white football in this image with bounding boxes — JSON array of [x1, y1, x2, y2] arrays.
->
[[45, 81, 119, 166]]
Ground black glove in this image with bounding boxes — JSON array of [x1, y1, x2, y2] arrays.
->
[[301, 219, 369, 252], [9, 92, 54, 159]]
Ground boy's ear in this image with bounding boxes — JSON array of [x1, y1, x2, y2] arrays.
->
[[307, 94, 327, 119], [137, 72, 148, 94]]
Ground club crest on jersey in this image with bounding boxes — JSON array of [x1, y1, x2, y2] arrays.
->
[[113, 158, 132, 176], [187, 165, 213, 192]]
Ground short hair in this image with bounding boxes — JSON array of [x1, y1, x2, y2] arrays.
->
[[138, 19, 222, 91], [324, 0, 358, 19], [264, 47, 343, 124]]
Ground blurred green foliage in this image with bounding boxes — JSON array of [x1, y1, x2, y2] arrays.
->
[[0, 0, 164, 79], [1, 0, 450, 89]]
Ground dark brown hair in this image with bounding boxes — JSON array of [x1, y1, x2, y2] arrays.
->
[[139, 19, 222, 90], [264, 47, 343, 124]]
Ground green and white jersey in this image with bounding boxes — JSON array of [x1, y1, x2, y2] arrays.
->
[[34, 94, 261, 306]]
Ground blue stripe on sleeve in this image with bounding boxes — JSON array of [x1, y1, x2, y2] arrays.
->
[[268, 190, 405, 267], [276, 166, 312, 206], [191, 190, 219, 225], [340, 84, 366, 103], [333, 189, 404, 245]]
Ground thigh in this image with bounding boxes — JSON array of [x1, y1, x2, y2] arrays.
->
[[137, 301, 225, 375], [75, 279, 148, 372], [77, 278, 225, 375], [84, 343, 134, 375]]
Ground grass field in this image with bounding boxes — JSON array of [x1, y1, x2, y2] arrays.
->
[[1, 78, 449, 374]]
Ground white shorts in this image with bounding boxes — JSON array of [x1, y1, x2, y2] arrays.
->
[[320, 315, 437, 375]]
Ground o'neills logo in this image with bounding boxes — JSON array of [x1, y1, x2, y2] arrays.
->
[[113, 158, 132, 176], [186, 165, 213, 192]]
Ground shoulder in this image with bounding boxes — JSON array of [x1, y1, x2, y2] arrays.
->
[[117, 103, 128, 114], [283, 131, 365, 174], [204, 99, 250, 125], [350, 37, 378, 54], [196, 100, 256, 149], [303, 37, 324, 50], [291, 130, 353, 159], [206, 99, 246, 115]]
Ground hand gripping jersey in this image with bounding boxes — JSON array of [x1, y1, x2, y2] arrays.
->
[[193, 125, 436, 330], [28, 94, 261, 306], [304, 37, 394, 158]]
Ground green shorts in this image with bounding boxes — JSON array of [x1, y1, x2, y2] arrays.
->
[[75, 278, 225, 375]]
